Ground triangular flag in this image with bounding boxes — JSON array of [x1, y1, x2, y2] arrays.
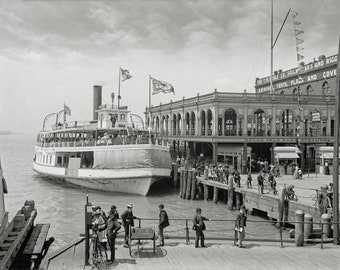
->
[[294, 21, 301, 25], [121, 68, 132, 81], [297, 54, 304, 61], [296, 37, 304, 45], [295, 29, 304, 36], [297, 46, 304, 51], [64, 104, 71, 115], [291, 11, 299, 19]]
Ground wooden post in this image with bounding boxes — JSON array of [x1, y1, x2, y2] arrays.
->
[[24, 200, 35, 211], [227, 177, 234, 210], [283, 199, 289, 227], [277, 188, 285, 227], [190, 169, 197, 200], [321, 213, 332, 238], [179, 168, 184, 198], [304, 214, 313, 239], [213, 187, 218, 204], [21, 206, 31, 219], [204, 169, 208, 180], [182, 169, 188, 199], [295, 210, 304, 246], [186, 170, 192, 200], [235, 192, 242, 210], [173, 164, 178, 187], [203, 184, 209, 201], [14, 214, 25, 231]]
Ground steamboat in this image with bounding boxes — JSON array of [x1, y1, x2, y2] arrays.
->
[[33, 86, 172, 196]]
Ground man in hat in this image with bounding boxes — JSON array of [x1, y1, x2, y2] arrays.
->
[[92, 209, 107, 247], [121, 204, 137, 248], [157, 204, 169, 247], [192, 208, 211, 248], [106, 205, 120, 263], [235, 205, 247, 248]]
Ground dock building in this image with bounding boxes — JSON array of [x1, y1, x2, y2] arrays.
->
[[145, 54, 338, 174]]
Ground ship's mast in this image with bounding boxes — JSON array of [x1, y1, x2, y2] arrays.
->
[[270, 0, 274, 95]]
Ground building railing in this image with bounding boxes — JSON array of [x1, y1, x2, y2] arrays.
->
[[36, 137, 169, 149]]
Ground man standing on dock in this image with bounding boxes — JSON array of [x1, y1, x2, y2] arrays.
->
[[107, 205, 120, 263], [121, 204, 136, 248], [235, 205, 247, 248], [157, 204, 169, 247], [192, 208, 211, 248]]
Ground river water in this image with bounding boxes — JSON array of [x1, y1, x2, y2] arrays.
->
[[0, 134, 287, 252]]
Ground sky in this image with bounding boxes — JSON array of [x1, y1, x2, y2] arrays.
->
[[0, 0, 339, 134]]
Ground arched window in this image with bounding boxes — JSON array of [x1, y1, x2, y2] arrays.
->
[[224, 109, 237, 136], [280, 91, 284, 95], [292, 87, 298, 96], [185, 112, 190, 135], [254, 109, 266, 136], [207, 109, 213, 136], [173, 114, 177, 135], [190, 112, 195, 135], [322, 81, 330, 96], [200, 110, 206, 136], [306, 85, 313, 95]]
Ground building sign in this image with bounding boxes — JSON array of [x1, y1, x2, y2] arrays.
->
[[255, 54, 338, 93]]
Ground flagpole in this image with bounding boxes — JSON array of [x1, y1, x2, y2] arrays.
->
[[118, 67, 121, 109], [149, 75, 152, 128], [270, 0, 273, 95]]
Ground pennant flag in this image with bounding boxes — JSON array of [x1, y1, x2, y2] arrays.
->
[[291, 11, 299, 19], [64, 104, 71, 115], [295, 29, 304, 36], [0, 158, 8, 194], [121, 68, 132, 81], [296, 37, 304, 45], [297, 54, 304, 61], [297, 46, 304, 51], [293, 21, 301, 25], [151, 77, 175, 95]]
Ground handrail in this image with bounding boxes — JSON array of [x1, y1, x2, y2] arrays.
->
[[39, 237, 85, 270]]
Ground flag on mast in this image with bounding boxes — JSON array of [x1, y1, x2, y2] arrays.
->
[[64, 104, 71, 115], [151, 77, 175, 95], [121, 68, 132, 81]]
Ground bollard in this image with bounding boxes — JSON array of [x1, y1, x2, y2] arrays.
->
[[24, 200, 35, 211], [226, 177, 234, 210], [203, 184, 209, 201], [279, 225, 283, 248], [213, 187, 218, 204], [321, 213, 332, 238], [295, 210, 304, 246], [185, 219, 189, 245], [304, 214, 313, 239], [190, 170, 197, 200], [21, 206, 31, 220]]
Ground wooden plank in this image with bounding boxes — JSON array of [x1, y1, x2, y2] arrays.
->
[[22, 224, 50, 256]]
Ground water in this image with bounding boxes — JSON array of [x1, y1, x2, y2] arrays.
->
[[0, 134, 286, 252]]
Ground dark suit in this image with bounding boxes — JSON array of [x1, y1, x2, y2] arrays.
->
[[235, 211, 247, 247], [106, 210, 120, 262], [121, 209, 136, 245], [192, 214, 208, 247], [158, 210, 169, 246]]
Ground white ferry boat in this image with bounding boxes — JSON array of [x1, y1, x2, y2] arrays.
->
[[33, 86, 172, 196]]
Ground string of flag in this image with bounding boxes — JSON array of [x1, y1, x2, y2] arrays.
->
[[291, 11, 304, 111]]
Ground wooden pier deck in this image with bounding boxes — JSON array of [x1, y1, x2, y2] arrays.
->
[[44, 237, 340, 270], [195, 173, 334, 223]]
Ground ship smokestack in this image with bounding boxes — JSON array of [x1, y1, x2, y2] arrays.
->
[[93, 85, 102, 121]]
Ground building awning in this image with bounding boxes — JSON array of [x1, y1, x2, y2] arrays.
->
[[275, 152, 299, 159], [322, 152, 333, 159]]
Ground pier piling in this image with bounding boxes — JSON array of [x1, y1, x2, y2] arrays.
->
[[235, 192, 242, 210], [179, 168, 184, 198], [213, 187, 218, 204], [295, 210, 304, 246], [190, 170, 197, 200], [304, 214, 313, 239], [226, 178, 234, 210], [203, 184, 209, 201], [186, 170, 192, 200], [173, 164, 178, 187], [182, 169, 188, 199]]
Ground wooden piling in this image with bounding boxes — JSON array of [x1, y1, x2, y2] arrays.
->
[[295, 210, 304, 246], [173, 164, 179, 187], [204, 169, 208, 180], [304, 214, 313, 239], [182, 169, 188, 199], [203, 184, 209, 201], [321, 213, 332, 238], [235, 192, 242, 210], [213, 187, 218, 204], [277, 188, 285, 227], [186, 170, 192, 200], [179, 168, 184, 198], [190, 170, 197, 200], [283, 199, 289, 226], [226, 177, 234, 210]]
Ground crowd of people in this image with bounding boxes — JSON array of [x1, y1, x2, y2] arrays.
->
[[90, 202, 249, 265]]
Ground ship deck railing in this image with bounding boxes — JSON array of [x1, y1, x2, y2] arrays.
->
[[36, 138, 169, 149]]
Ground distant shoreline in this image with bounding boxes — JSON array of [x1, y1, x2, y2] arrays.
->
[[0, 131, 24, 135]]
